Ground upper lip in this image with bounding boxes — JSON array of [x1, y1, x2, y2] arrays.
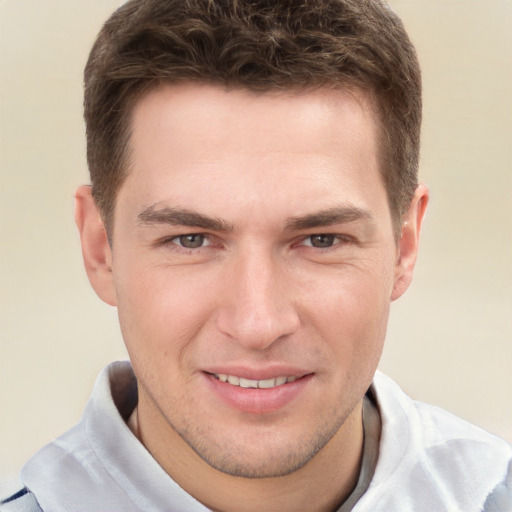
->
[[202, 365, 312, 380]]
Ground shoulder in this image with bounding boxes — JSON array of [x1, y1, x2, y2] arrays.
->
[[0, 488, 43, 512], [372, 371, 511, 453], [364, 372, 512, 511]]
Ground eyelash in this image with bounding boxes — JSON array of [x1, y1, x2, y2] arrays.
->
[[159, 232, 354, 252], [298, 234, 354, 249], [159, 233, 214, 251]]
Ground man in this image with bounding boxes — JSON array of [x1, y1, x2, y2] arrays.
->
[[1, 0, 510, 510]]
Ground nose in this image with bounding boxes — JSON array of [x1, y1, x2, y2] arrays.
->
[[215, 247, 300, 350]]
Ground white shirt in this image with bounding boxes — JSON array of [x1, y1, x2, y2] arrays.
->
[[18, 361, 512, 511]]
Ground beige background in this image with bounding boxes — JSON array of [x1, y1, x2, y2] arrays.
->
[[1, 0, 511, 486]]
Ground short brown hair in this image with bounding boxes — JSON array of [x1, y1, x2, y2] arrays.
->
[[84, 0, 421, 236]]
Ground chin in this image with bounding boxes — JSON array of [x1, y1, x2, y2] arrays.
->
[[195, 445, 323, 479], [178, 411, 348, 479]]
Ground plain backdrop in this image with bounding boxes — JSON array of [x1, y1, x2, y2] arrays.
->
[[1, 0, 511, 487]]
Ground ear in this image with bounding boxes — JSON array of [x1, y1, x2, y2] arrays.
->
[[74, 185, 117, 306], [391, 183, 429, 301]]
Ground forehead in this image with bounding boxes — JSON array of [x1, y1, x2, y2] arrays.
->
[[129, 83, 379, 157], [118, 83, 388, 229]]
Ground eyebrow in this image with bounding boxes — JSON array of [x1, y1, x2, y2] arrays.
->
[[285, 206, 374, 231], [137, 206, 234, 232], [137, 204, 373, 233]]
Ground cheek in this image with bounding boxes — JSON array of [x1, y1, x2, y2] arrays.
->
[[114, 262, 219, 363], [298, 262, 392, 366]]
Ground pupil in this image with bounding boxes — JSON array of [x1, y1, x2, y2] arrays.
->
[[180, 234, 204, 248], [311, 234, 334, 248]]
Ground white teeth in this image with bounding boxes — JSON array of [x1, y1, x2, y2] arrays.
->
[[258, 378, 277, 389], [227, 375, 240, 385], [239, 377, 259, 388], [214, 373, 299, 389]]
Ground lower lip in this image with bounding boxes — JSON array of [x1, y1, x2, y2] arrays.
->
[[203, 373, 313, 414]]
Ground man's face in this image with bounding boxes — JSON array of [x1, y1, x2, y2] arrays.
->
[[105, 84, 405, 478]]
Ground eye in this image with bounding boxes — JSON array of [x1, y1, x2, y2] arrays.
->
[[172, 234, 210, 249], [303, 234, 337, 248]]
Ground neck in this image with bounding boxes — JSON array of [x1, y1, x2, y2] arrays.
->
[[137, 398, 364, 512]]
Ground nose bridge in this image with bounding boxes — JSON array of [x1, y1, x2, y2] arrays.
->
[[216, 243, 299, 350]]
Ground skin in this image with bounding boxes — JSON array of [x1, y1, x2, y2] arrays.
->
[[75, 83, 428, 512]]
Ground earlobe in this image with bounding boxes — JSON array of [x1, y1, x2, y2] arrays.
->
[[75, 185, 117, 306], [391, 183, 429, 301]]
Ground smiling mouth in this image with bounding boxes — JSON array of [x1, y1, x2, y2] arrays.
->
[[210, 373, 301, 389]]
